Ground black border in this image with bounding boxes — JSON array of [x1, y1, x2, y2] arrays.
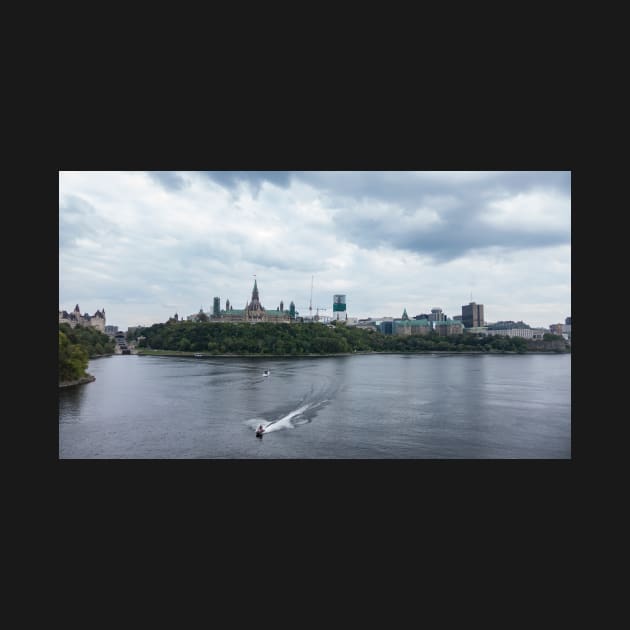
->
[[51, 100, 579, 519]]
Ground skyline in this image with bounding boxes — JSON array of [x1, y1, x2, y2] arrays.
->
[[59, 171, 571, 331]]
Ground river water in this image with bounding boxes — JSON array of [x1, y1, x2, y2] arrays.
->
[[58, 353, 571, 459]]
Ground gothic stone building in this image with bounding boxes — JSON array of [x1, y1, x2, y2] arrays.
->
[[188, 280, 294, 323], [59, 304, 106, 332], [218, 280, 292, 323]]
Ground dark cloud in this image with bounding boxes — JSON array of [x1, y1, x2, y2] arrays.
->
[[147, 171, 188, 191], [334, 208, 569, 261], [133, 171, 571, 263], [294, 171, 570, 261], [396, 225, 567, 262], [201, 171, 292, 196], [295, 171, 570, 210]]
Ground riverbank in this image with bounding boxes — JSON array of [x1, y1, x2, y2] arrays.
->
[[59, 374, 96, 388], [137, 349, 358, 358], [136, 348, 569, 358]]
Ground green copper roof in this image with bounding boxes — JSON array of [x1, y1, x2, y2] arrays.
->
[[218, 309, 290, 318]]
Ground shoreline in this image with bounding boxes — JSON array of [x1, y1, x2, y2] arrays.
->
[[136, 349, 569, 358], [59, 374, 96, 388]]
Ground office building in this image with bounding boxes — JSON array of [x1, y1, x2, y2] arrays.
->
[[462, 302, 484, 328]]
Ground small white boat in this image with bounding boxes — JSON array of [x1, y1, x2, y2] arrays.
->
[[263, 369, 270, 376]]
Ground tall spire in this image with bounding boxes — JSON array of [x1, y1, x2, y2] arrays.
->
[[402, 308, 409, 321], [247, 277, 264, 313]]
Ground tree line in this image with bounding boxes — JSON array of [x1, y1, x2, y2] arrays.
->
[[134, 321, 542, 354], [59, 324, 116, 382]]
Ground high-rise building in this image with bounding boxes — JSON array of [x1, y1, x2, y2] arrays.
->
[[333, 294, 347, 321], [213, 297, 220, 317], [462, 302, 484, 328]]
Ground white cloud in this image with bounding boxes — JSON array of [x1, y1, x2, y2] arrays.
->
[[481, 189, 570, 232]]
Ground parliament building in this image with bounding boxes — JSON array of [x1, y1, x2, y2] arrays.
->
[[189, 279, 296, 323]]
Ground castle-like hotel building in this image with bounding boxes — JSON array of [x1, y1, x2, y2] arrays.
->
[[59, 304, 106, 332]]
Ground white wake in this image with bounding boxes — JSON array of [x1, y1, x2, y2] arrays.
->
[[245, 400, 329, 435]]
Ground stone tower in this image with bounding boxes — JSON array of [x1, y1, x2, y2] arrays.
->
[[246, 279, 265, 321]]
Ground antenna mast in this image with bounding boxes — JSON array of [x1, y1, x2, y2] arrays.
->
[[309, 275, 314, 319]]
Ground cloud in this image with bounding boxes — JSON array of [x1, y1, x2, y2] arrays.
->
[[59, 194, 122, 248], [200, 171, 293, 197], [293, 171, 571, 261], [59, 171, 571, 330], [146, 171, 188, 191], [480, 189, 570, 233]]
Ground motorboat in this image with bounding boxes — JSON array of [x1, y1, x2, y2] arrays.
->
[[263, 369, 270, 376], [255, 426, 265, 438]]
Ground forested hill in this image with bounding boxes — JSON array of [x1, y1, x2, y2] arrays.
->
[[135, 321, 568, 354], [59, 324, 116, 383]]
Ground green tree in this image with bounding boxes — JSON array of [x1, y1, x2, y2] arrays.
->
[[59, 331, 89, 382], [543, 333, 563, 341], [136, 320, 543, 356]]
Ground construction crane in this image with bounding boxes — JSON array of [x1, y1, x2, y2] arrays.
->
[[292, 304, 326, 322], [314, 306, 327, 322]]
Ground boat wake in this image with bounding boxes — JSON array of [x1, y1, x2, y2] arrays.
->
[[245, 399, 330, 435], [245, 372, 339, 436]]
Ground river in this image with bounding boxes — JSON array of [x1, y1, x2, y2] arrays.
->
[[58, 353, 571, 458]]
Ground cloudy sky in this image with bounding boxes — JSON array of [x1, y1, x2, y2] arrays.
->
[[59, 171, 571, 331]]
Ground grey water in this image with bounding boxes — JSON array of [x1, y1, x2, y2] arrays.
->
[[58, 354, 571, 459]]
